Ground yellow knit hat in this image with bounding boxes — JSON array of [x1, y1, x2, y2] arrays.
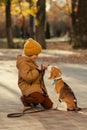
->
[[24, 38, 42, 56]]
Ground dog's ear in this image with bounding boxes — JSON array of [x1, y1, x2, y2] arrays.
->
[[48, 67, 58, 79], [48, 67, 62, 79], [48, 66, 62, 79], [55, 67, 62, 77], [48, 71, 54, 79], [53, 67, 62, 78], [48, 67, 54, 79]]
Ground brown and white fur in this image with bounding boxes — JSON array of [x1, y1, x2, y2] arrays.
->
[[47, 65, 80, 111]]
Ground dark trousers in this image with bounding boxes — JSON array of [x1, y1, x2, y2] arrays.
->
[[21, 92, 53, 109]]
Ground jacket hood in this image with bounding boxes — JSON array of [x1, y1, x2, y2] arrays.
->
[[16, 55, 33, 69]]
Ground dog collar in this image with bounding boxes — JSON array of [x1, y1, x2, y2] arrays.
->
[[52, 77, 62, 85]]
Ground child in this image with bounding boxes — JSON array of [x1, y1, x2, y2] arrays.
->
[[16, 38, 53, 109]]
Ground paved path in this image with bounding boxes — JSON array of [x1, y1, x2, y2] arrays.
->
[[0, 50, 87, 130]]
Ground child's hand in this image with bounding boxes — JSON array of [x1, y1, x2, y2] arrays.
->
[[43, 65, 49, 70], [37, 66, 42, 70], [37, 65, 49, 70]]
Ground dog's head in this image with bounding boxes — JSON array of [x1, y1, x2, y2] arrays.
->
[[47, 65, 62, 79]]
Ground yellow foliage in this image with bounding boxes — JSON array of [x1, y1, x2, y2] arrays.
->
[[20, 2, 29, 9], [12, 0, 18, 4], [28, 5, 39, 16], [11, 1, 30, 16], [11, 1, 39, 17], [0, 0, 39, 17], [28, 9, 36, 16], [32, 0, 38, 4], [0, 3, 5, 10], [11, 6, 20, 15], [22, 10, 29, 16], [33, 6, 38, 14]]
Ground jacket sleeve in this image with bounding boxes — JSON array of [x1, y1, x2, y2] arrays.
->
[[19, 62, 40, 83]]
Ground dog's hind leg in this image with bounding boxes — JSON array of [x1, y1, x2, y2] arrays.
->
[[56, 93, 67, 111]]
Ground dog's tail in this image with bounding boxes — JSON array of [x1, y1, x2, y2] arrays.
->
[[73, 99, 82, 112], [78, 110, 87, 115], [67, 107, 81, 112], [74, 107, 82, 112], [77, 108, 87, 116]]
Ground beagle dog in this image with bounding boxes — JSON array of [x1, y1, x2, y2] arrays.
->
[[47, 65, 80, 111]]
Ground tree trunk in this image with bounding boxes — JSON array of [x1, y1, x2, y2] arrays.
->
[[71, 0, 77, 26], [35, 0, 46, 49], [5, 0, 13, 48], [27, 0, 34, 38], [72, 0, 87, 48], [29, 15, 34, 38]]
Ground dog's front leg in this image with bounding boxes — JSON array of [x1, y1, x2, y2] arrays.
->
[[55, 93, 60, 109]]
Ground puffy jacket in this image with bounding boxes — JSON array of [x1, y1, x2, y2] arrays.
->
[[16, 55, 47, 96]]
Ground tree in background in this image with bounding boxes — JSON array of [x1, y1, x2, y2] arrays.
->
[[5, 0, 13, 48], [27, 0, 35, 39], [45, 21, 50, 39], [0, 0, 13, 48], [72, 0, 87, 48], [0, 0, 47, 48], [29, 0, 47, 48], [35, 0, 46, 49], [25, 0, 46, 48]]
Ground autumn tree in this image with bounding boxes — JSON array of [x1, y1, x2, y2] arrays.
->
[[27, 0, 46, 48], [35, 0, 46, 49], [0, 0, 13, 48], [27, 0, 34, 38], [0, 0, 47, 48], [6, 0, 13, 48]]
